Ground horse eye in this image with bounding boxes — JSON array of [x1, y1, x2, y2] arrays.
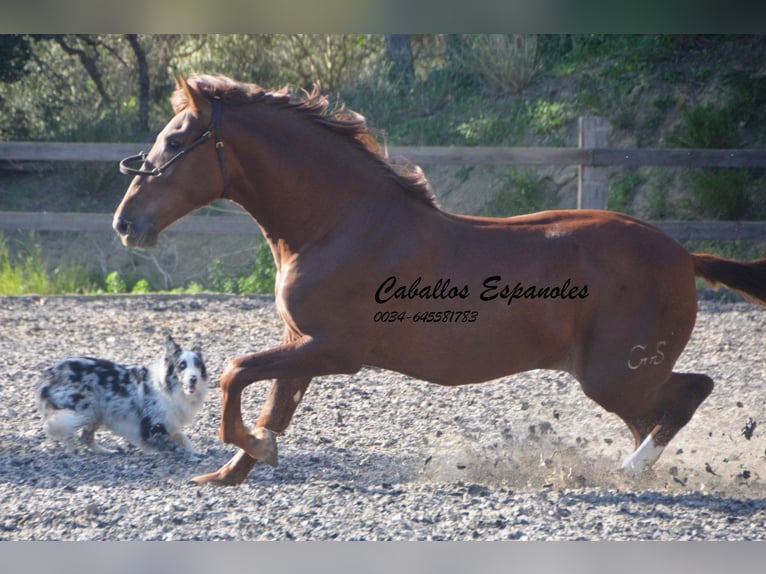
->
[[166, 139, 181, 152]]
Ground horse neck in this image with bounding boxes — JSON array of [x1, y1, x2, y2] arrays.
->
[[224, 108, 423, 255]]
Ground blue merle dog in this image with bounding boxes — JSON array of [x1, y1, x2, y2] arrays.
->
[[37, 334, 208, 458]]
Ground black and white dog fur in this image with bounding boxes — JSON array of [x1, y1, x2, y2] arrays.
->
[[37, 334, 208, 458]]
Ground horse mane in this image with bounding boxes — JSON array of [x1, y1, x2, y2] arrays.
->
[[174, 74, 438, 209]]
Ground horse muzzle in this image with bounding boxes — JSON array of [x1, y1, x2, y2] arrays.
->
[[112, 213, 158, 248]]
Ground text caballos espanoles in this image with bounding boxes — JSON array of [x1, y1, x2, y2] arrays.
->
[[374, 275, 589, 306]]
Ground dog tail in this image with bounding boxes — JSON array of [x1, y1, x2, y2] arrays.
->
[[42, 409, 89, 442], [37, 367, 61, 414], [37, 368, 91, 444]]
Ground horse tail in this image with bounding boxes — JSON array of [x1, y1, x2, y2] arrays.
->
[[692, 253, 766, 305]]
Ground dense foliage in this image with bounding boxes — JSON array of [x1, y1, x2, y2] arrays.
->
[[2, 35, 763, 148], [1, 34, 765, 294]]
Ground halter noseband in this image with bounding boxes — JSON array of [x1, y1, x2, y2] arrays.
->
[[119, 97, 228, 198]]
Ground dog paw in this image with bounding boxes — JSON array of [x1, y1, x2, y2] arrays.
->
[[88, 443, 119, 455]]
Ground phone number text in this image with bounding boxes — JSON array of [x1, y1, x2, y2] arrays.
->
[[373, 310, 479, 323]]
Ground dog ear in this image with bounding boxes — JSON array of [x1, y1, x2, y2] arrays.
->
[[164, 334, 181, 357], [192, 345, 203, 357]]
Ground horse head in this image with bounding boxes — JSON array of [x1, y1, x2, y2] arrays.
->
[[113, 75, 227, 248]]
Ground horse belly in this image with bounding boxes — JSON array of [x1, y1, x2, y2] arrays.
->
[[366, 308, 575, 386]]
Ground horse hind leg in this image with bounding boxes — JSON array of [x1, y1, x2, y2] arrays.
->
[[621, 372, 714, 475]]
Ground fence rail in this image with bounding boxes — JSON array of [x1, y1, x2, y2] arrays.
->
[[2, 116, 766, 241], [2, 211, 765, 242], [0, 211, 258, 235], [3, 142, 766, 168]]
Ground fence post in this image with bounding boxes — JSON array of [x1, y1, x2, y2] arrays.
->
[[577, 116, 611, 209]]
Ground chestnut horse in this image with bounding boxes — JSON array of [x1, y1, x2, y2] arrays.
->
[[114, 74, 766, 486]]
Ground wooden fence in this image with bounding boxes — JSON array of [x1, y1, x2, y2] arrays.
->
[[2, 116, 766, 241]]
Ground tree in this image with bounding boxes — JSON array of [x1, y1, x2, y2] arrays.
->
[[0, 35, 32, 83], [385, 34, 414, 88], [36, 35, 113, 107], [126, 34, 149, 133]]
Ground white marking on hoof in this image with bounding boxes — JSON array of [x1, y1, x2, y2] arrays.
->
[[293, 390, 302, 404], [621, 434, 665, 476]]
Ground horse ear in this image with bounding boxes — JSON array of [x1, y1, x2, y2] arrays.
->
[[175, 74, 206, 114]]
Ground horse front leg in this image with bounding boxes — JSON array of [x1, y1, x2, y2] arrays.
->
[[218, 332, 327, 450], [193, 334, 357, 486], [191, 374, 311, 486], [220, 369, 313, 468], [191, 448, 257, 486]]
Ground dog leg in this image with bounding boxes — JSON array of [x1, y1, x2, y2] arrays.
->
[[81, 427, 118, 455], [63, 437, 79, 454], [137, 442, 159, 455], [169, 431, 203, 459]]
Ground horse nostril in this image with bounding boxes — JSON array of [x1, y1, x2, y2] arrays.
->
[[113, 216, 130, 236]]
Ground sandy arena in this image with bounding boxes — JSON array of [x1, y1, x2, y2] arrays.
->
[[1, 295, 764, 540]]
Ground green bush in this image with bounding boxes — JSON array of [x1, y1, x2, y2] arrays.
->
[[669, 104, 755, 220], [236, 241, 277, 295], [0, 233, 99, 294], [463, 35, 540, 96], [194, 241, 276, 295], [131, 278, 151, 294], [687, 169, 751, 220], [642, 170, 678, 220], [608, 173, 642, 214], [485, 169, 544, 217], [669, 104, 740, 149], [104, 271, 128, 294]]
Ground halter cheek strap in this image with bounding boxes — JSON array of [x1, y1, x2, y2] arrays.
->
[[210, 97, 228, 199], [119, 96, 228, 199]]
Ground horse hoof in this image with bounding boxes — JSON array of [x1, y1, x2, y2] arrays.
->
[[621, 434, 665, 476], [253, 427, 278, 467], [190, 470, 243, 486]]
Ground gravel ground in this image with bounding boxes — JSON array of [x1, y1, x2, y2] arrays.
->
[[1, 294, 765, 541]]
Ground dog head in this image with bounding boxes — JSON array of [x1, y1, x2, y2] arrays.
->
[[164, 334, 207, 396]]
